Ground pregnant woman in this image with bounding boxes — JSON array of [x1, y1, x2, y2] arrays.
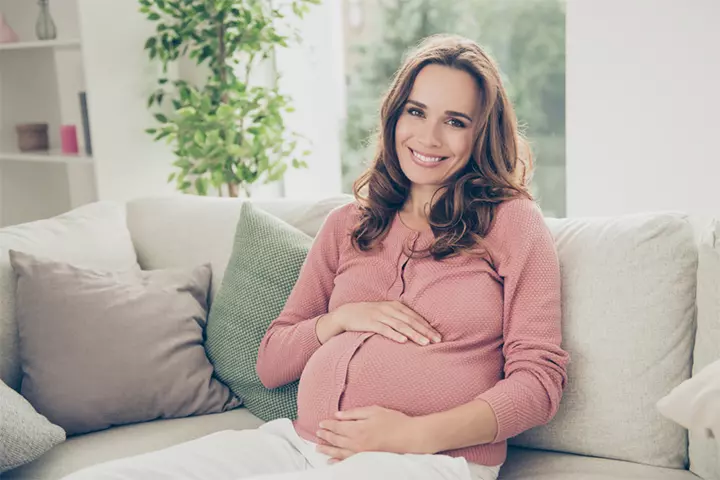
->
[[64, 33, 569, 480]]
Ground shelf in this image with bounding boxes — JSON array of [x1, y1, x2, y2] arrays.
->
[[0, 39, 82, 51], [0, 149, 93, 164]]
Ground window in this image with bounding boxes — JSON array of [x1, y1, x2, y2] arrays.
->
[[340, 0, 566, 217]]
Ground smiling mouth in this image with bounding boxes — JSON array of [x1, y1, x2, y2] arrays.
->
[[409, 148, 449, 164]]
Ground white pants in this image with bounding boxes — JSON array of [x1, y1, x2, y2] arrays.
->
[[61, 418, 502, 480]]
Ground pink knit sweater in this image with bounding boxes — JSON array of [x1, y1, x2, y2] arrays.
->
[[256, 198, 569, 466]]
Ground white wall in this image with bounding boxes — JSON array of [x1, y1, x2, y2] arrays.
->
[[78, 0, 176, 203], [566, 0, 720, 221]]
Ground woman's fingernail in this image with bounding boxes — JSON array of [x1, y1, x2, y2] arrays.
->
[[433, 336, 441, 343], [420, 337, 429, 345]]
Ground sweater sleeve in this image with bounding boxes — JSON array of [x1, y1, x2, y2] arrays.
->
[[256, 205, 348, 389], [476, 199, 570, 443]]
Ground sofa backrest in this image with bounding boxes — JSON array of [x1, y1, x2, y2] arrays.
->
[[125, 194, 354, 300]]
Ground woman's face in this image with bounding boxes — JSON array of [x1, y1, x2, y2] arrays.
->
[[394, 64, 481, 189]]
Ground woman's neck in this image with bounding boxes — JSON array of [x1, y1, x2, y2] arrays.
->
[[403, 186, 441, 219]]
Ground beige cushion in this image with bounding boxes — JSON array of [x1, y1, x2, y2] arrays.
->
[[9, 250, 240, 436], [688, 219, 720, 480], [509, 212, 697, 468], [0, 202, 138, 391], [499, 446, 700, 480], [4, 408, 264, 480], [125, 194, 353, 299], [0, 379, 65, 472]]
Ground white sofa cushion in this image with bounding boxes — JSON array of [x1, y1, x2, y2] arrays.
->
[[125, 194, 353, 300], [499, 447, 699, 480], [509, 212, 697, 469], [4, 408, 264, 480], [0, 202, 138, 391], [687, 219, 720, 480]]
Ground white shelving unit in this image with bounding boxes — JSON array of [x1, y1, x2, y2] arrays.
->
[[0, 0, 186, 227], [0, 38, 81, 51], [0, 149, 93, 164], [0, 0, 97, 227]]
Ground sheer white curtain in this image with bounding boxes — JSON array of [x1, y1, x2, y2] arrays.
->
[[273, 0, 346, 199]]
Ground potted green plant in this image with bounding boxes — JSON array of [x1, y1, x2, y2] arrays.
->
[[140, 0, 320, 197]]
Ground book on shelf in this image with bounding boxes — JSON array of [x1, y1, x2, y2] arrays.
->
[[79, 91, 92, 156]]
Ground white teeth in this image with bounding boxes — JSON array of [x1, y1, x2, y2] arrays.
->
[[411, 149, 445, 163]]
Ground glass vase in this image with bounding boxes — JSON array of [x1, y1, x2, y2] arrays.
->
[[36, 0, 57, 41]]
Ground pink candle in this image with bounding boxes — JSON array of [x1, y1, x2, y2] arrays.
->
[[60, 125, 79, 154]]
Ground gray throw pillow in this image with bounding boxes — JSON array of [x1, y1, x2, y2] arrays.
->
[[0, 379, 65, 473], [205, 202, 313, 421], [9, 250, 241, 435]]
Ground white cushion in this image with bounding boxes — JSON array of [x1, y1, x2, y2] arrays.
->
[[4, 408, 264, 480], [125, 194, 353, 300], [500, 446, 698, 480], [0, 202, 138, 391], [509, 212, 697, 468], [657, 358, 720, 442], [686, 219, 720, 480]]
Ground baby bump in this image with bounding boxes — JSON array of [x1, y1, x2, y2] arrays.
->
[[339, 335, 503, 416]]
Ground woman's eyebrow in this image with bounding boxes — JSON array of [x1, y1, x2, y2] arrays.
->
[[407, 99, 473, 122]]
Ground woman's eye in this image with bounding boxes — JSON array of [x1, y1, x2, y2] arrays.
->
[[407, 107, 423, 117], [448, 118, 466, 129]]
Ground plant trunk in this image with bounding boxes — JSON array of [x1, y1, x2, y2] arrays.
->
[[227, 183, 238, 198], [217, 13, 229, 104]]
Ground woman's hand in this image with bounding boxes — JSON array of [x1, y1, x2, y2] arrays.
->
[[316, 301, 442, 346], [315, 406, 433, 462]]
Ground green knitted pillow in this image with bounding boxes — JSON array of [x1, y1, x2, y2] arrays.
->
[[205, 202, 313, 421]]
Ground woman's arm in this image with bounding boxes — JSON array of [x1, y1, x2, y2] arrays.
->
[[255, 205, 348, 389], [416, 399, 497, 452], [418, 200, 569, 451], [471, 198, 569, 444]]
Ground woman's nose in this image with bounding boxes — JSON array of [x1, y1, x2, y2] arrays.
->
[[417, 122, 442, 148]]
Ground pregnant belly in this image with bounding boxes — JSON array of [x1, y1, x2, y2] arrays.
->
[[298, 333, 503, 419], [343, 335, 502, 416]]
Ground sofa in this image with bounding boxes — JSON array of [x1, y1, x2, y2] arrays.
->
[[1, 193, 718, 480]]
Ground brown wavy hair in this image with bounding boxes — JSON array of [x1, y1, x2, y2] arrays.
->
[[350, 34, 534, 261]]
